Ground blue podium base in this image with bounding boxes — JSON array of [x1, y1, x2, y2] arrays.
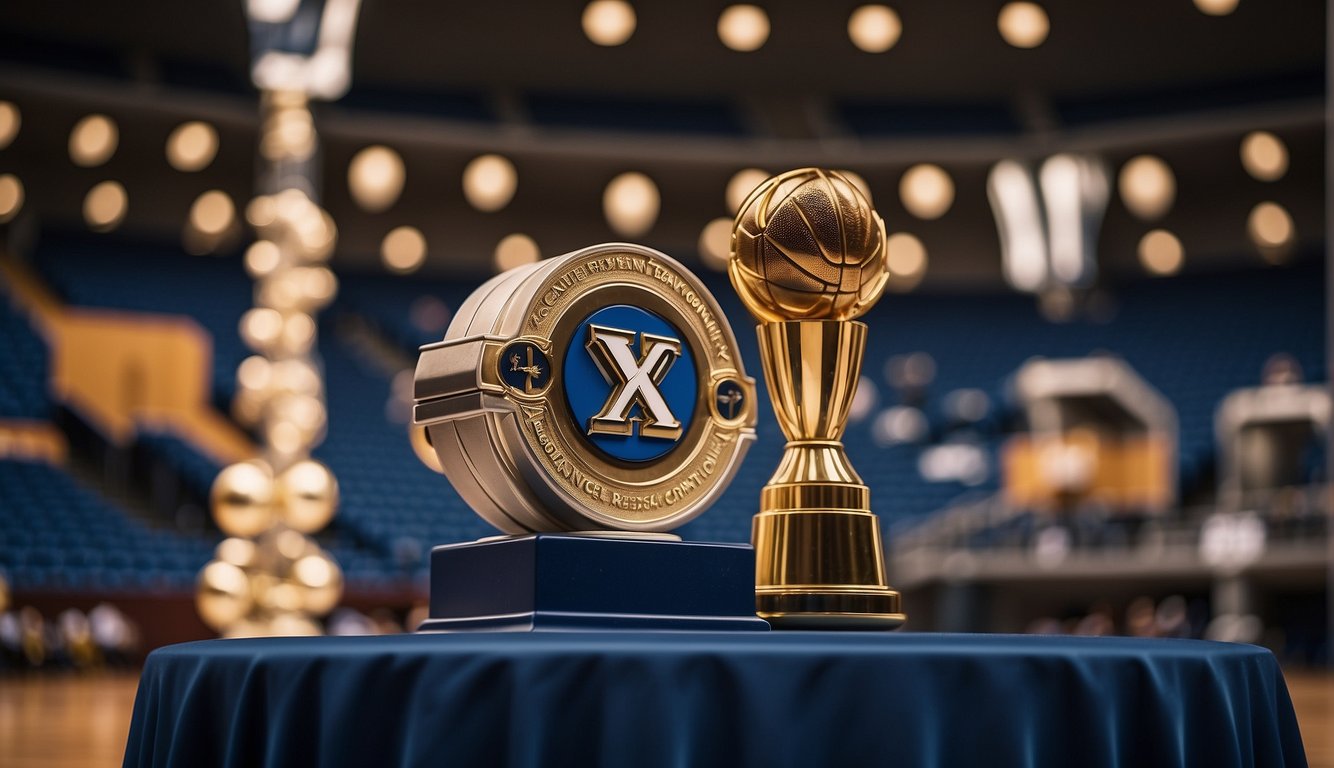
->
[[420, 534, 770, 632]]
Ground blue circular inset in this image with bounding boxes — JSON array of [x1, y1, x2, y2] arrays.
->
[[499, 341, 550, 394], [714, 379, 746, 421], [563, 305, 697, 463]]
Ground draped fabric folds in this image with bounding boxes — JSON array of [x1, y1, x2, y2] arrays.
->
[[123, 632, 1306, 768]]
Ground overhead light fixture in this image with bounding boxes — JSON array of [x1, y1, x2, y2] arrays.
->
[[247, 0, 301, 24], [0, 102, 19, 150], [245, 240, 283, 278], [1193, 0, 1239, 16], [726, 168, 769, 214], [190, 190, 237, 236], [1118, 155, 1175, 220], [381, 226, 427, 274], [718, 4, 769, 52], [582, 0, 636, 46], [848, 5, 902, 53], [348, 145, 406, 213], [70, 114, 119, 167], [0, 174, 22, 223], [899, 164, 953, 220], [83, 181, 128, 232], [885, 232, 926, 291], [1138, 230, 1184, 276], [462, 154, 517, 213], [988, 160, 1046, 292], [1040, 153, 1108, 287], [1247, 201, 1294, 254], [494, 233, 540, 272], [698, 217, 733, 272], [167, 121, 220, 172], [1240, 131, 1287, 182], [248, 0, 363, 100], [997, 2, 1049, 49], [603, 172, 659, 237]]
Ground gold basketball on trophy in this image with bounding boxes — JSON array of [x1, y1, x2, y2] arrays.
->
[[729, 168, 889, 323]]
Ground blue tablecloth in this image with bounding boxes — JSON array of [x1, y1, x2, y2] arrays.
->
[[123, 632, 1306, 768]]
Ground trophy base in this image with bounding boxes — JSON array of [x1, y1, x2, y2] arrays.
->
[[758, 590, 906, 630], [419, 533, 771, 633]]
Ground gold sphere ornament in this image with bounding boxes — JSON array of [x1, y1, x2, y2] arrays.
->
[[291, 551, 343, 615], [265, 612, 323, 637], [253, 572, 304, 614], [729, 168, 889, 323], [215, 537, 259, 569], [221, 617, 271, 639], [196, 560, 254, 631], [275, 459, 339, 533], [210, 461, 276, 538]]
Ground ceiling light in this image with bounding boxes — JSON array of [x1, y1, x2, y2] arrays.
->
[[726, 168, 769, 214], [1138, 230, 1184, 275], [988, 160, 1047, 292], [1240, 131, 1287, 182], [604, 172, 659, 237], [582, 0, 636, 46], [348, 145, 406, 213], [462, 154, 517, 212], [494, 233, 540, 272], [1118, 155, 1175, 220], [382, 226, 427, 274], [190, 190, 236, 236], [885, 232, 926, 290], [83, 181, 127, 232], [998, 2, 1049, 49], [718, 5, 769, 52], [698, 217, 733, 272], [245, 240, 282, 278], [1247, 202, 1293, 250], [899, 164, 953, 219], [247, 0, 301, 23], [70, 114, 118, 167], [166, 121, 219, 172], [0, 102, 19, 150], [848, 5, 901, 53], [0, 175, 23, 223], [1193, 0, 1239, 16]]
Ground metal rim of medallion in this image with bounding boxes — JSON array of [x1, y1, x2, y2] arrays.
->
[[413, 243, 757, 534]]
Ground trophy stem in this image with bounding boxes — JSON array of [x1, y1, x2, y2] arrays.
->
[[753, 320, 904, 629]]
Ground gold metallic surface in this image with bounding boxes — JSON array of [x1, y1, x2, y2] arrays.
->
[[730, 168, 904, 630], [210, 461, 276, 539], [196, 560, 253, 631], [274, 459, 339, 534], [730, 168, 889, 323]]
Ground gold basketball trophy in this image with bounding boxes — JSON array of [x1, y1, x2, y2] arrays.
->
[[729, 168, 906, 629]]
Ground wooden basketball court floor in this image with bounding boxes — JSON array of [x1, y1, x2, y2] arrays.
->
[[1, 669, 1330, 767]]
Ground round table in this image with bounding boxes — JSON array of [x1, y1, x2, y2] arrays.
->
[[123, 632, 1307, 768]]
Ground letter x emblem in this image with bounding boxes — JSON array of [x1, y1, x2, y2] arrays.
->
[[584, 324, 683, 441]]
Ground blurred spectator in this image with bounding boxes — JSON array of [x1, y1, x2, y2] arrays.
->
[[1073, 602, 1115, 636], [1154, 595, 1190, 639], [19, 606, 45, 667], [1260, 353, 1303, 386], [1126, 597, 1157, 637], [89, 603, 138, 667], [327, 608, 379, 636]]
